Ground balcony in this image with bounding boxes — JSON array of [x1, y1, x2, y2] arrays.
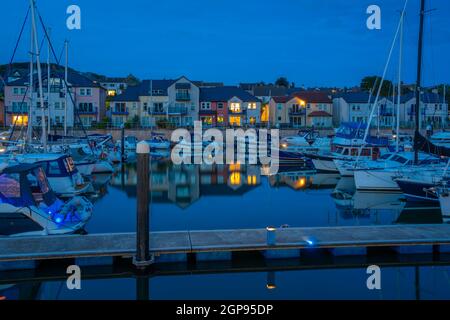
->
[[77, 107, 98, 115], [168, 106, 188, 115], [112, 109, 129, 115], [289, 109, 306, 116], [176, 93, 191, 101], [407, 108, 426, 116], [6, 106, 28, 114], [149, 109, 166, 115], [380, 109, 393, 116]]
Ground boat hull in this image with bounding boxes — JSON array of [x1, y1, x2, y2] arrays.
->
[[354, 170, 400, 191], [395, 179, 437, 202]]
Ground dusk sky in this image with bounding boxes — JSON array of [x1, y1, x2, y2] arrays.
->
[[1, 0, 449, 87]]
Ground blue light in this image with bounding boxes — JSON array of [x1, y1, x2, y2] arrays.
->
[[306, 240, 314, 246], [55, 217, 62, 224]]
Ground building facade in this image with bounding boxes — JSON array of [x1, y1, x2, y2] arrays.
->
[[199, 86, 261, 127], [4, 71, 106, 128]]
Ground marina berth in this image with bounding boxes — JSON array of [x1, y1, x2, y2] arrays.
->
[[0, 163, 93, 237], [305, 122, 390, 173], [335, 151, 441, 177], [3, 153, 92, 198]]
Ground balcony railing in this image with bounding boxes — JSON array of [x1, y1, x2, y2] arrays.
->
[[149, 109, 166, 115], [176, 93, 191, 101], [5, 106, 28, 114], [112, 109, 129, 115], [77, 107, 98, 115], [168, 106, 188, 115], [289, 109, 306, 116]]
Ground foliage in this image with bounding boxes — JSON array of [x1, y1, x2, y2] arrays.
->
[[275, 77, 289, 88], [360, 76, 394, 97]]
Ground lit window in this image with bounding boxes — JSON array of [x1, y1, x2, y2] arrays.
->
[[248, 102, 257, 110], [230, 172, 241, 186], [230, 103, 241, 113]]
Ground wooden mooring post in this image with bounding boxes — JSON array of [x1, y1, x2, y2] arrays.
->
[[133, 141, 154, 268]]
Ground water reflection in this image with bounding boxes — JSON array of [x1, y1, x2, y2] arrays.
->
[[3, 264, 450, 300], [109, 161, 262, 208], [82, 161, 446, 232]]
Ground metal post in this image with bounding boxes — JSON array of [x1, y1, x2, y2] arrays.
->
[[121, 124, 125, 162], [133, 141, 154, 268], [414, 0, 426, 164]]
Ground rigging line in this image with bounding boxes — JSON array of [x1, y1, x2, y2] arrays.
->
[[35, 8, 91, 147], [7, 6, 30, 76]]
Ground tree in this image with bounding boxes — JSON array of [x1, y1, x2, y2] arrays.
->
[[275, 77, 289, 88], [360, 76, 394, 97], [126, 74, 140, 85]]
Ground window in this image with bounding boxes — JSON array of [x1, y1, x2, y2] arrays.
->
[[79, 88, 92, 96], [13, 88, 19, 95], [201, 102, 211, 110], [248, 103, 257, 110], [230, 102, 241, 113], [143, 103, 148, 111], [217, 102, 224, 109], [115, 103, 126, 113], [0, 173, 21, 198], [153, 103, 164, 113], [249, 117, 256, 125], [217, 116, 224, 123], [47, 161, 62, 175]]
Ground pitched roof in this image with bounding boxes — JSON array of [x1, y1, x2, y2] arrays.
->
[[200, 86, 259, 102], [111, 79, 175, 101], [253, 86, 287, 97], [400, 92, 446, 104], [272, 96, 290, 103], [335, 92, 376, 104], [7, 70, 102, 88], [291, 91, 332, 103]]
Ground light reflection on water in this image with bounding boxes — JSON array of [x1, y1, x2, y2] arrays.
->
[[85, 160, 443, 234], [3, 159, 447, 300]]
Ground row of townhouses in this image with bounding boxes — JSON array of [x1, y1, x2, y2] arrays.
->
[[2, 70, 107, 128], [109, 76, 262, 128], [1, 71, 448, 129]]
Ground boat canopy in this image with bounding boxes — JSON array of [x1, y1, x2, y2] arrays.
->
[[0, 163, 57, 208]]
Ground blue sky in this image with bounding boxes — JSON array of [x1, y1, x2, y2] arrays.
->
[[1, 0, 449, 87]]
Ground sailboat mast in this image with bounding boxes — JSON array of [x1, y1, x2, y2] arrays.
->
[[27, 13, 34, 146], [396, 11, 405, 153], [414, 0, 426, 164], [64, 40, 68, 137], [30, 0, 47, 150], [47, 27, 51, 135]]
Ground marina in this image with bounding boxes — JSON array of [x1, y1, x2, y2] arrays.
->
[[1, 0, 450, 302]]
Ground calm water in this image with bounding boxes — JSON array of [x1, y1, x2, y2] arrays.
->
[[84, 159, 444, 234], [2, 158, 449, 300], [3, 265, 450, 300]]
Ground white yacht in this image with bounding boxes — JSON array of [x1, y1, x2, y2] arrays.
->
[[0, 163, 93, 236], [7, 153, 92, 197], [354, 163, 446, 192], [335, 152, 440, 177]]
